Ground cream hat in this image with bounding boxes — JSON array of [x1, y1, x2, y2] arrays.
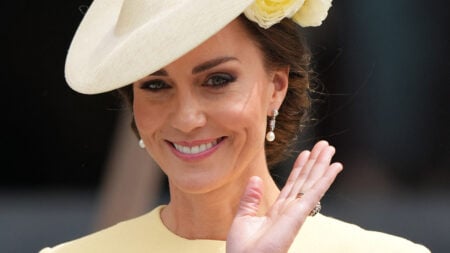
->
[[65, 0, 332, 94]]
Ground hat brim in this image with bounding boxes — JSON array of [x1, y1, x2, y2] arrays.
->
[[65, 0, 254, 94]]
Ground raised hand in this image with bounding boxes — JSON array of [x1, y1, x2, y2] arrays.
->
[[226, 140, 343, 253]]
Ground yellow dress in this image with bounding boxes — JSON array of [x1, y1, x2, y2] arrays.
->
[[40, 205, 430, 253]]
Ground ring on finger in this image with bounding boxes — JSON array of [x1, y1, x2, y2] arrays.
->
[[309, 201, 321, 216], [296, 192, 321, 216]]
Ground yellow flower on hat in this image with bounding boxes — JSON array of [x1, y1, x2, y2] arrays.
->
[[292, 0, 332, 27], [244, 0, 332, 28], [244, 0, 306, 29]]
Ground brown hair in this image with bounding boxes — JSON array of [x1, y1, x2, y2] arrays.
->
[[238, 15, 313, 166], [118, 15, 313, 167]]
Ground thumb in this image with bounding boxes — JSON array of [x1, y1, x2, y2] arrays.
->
[[235, 176, 264, 218]]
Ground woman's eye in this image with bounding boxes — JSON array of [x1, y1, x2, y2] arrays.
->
[[204, 73, 236, 88], [140, 80, 170, 91]]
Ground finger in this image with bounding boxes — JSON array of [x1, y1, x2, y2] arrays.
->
[[289, 162, 343, 221], [258, 165, 340, 251], [307, 140, 330, 160], [264, 162, 343, 246], [301, 145, 336, 191], [278, 150, 310, 200], [249, 162, 343, 253], [302, 162, 343, 204], [235, 176, 264, 218], [288, 140, 330, 198]]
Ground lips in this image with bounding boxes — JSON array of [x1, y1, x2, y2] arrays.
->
[[170, 137, 225, 155]]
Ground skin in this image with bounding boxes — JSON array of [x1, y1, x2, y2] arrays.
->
[[132, 19, 342, 252]]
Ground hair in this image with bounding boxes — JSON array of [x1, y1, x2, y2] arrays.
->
[[117, 14, 313, 167]]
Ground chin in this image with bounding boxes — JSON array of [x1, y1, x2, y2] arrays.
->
[[166, 165, 237, 195]]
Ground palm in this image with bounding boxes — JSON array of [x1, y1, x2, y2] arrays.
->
[[226, 141, 342, 253]]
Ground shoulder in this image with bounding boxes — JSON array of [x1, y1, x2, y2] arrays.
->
[[290, 213, 430, 253], [39, 206, 166, 253]]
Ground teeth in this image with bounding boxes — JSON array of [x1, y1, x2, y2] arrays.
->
[[173, 139, 220, 155]]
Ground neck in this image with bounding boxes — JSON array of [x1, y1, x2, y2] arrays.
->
[[160, 164, 280, 240]]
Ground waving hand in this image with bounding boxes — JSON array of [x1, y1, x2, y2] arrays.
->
[[226, 140, 343, 253]]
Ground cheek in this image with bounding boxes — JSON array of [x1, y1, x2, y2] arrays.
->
[[212, 84, 269, 139], [132, 96, 162, 136]]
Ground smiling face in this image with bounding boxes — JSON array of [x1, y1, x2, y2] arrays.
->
[[132, 19, 288, 194]]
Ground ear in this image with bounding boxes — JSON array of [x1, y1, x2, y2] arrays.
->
[[267, 66, 289, 115]]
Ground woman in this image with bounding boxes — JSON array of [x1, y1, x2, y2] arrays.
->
[[41, 0, 430, 252]]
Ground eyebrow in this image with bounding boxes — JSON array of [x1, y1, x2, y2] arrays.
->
[[149, 56, 239, 76], [192, 56, 238, 74]]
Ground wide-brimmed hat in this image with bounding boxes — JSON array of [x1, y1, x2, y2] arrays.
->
[[65, 0, 332, 94]]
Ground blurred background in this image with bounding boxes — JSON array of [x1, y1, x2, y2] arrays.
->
[[2, 1, 449, 252]]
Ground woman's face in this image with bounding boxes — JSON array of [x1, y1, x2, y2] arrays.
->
[[133, 19, 288, 194]]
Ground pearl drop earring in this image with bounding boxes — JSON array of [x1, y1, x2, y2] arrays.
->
[[266, 109, 279, 142], [138, 139, 146, 148]]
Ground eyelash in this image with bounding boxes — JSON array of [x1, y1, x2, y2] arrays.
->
[[140, 73, 236, 91], [139, 79, 169, 91], [203, 73, 236, 88]]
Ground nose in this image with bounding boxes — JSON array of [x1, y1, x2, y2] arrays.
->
[[170, 90, 207, 133]]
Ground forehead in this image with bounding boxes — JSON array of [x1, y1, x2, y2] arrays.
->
[[166, 18, 263, 69]]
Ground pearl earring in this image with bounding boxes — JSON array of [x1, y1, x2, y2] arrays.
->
[[266, 109, 279, 142], [138, 139, 146, 148]]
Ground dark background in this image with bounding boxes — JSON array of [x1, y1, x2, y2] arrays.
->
[[2, 1, 449, 252]]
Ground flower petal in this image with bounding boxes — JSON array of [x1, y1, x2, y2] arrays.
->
[[244, 0, 305, 29], [292, 0, 333, 27]]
